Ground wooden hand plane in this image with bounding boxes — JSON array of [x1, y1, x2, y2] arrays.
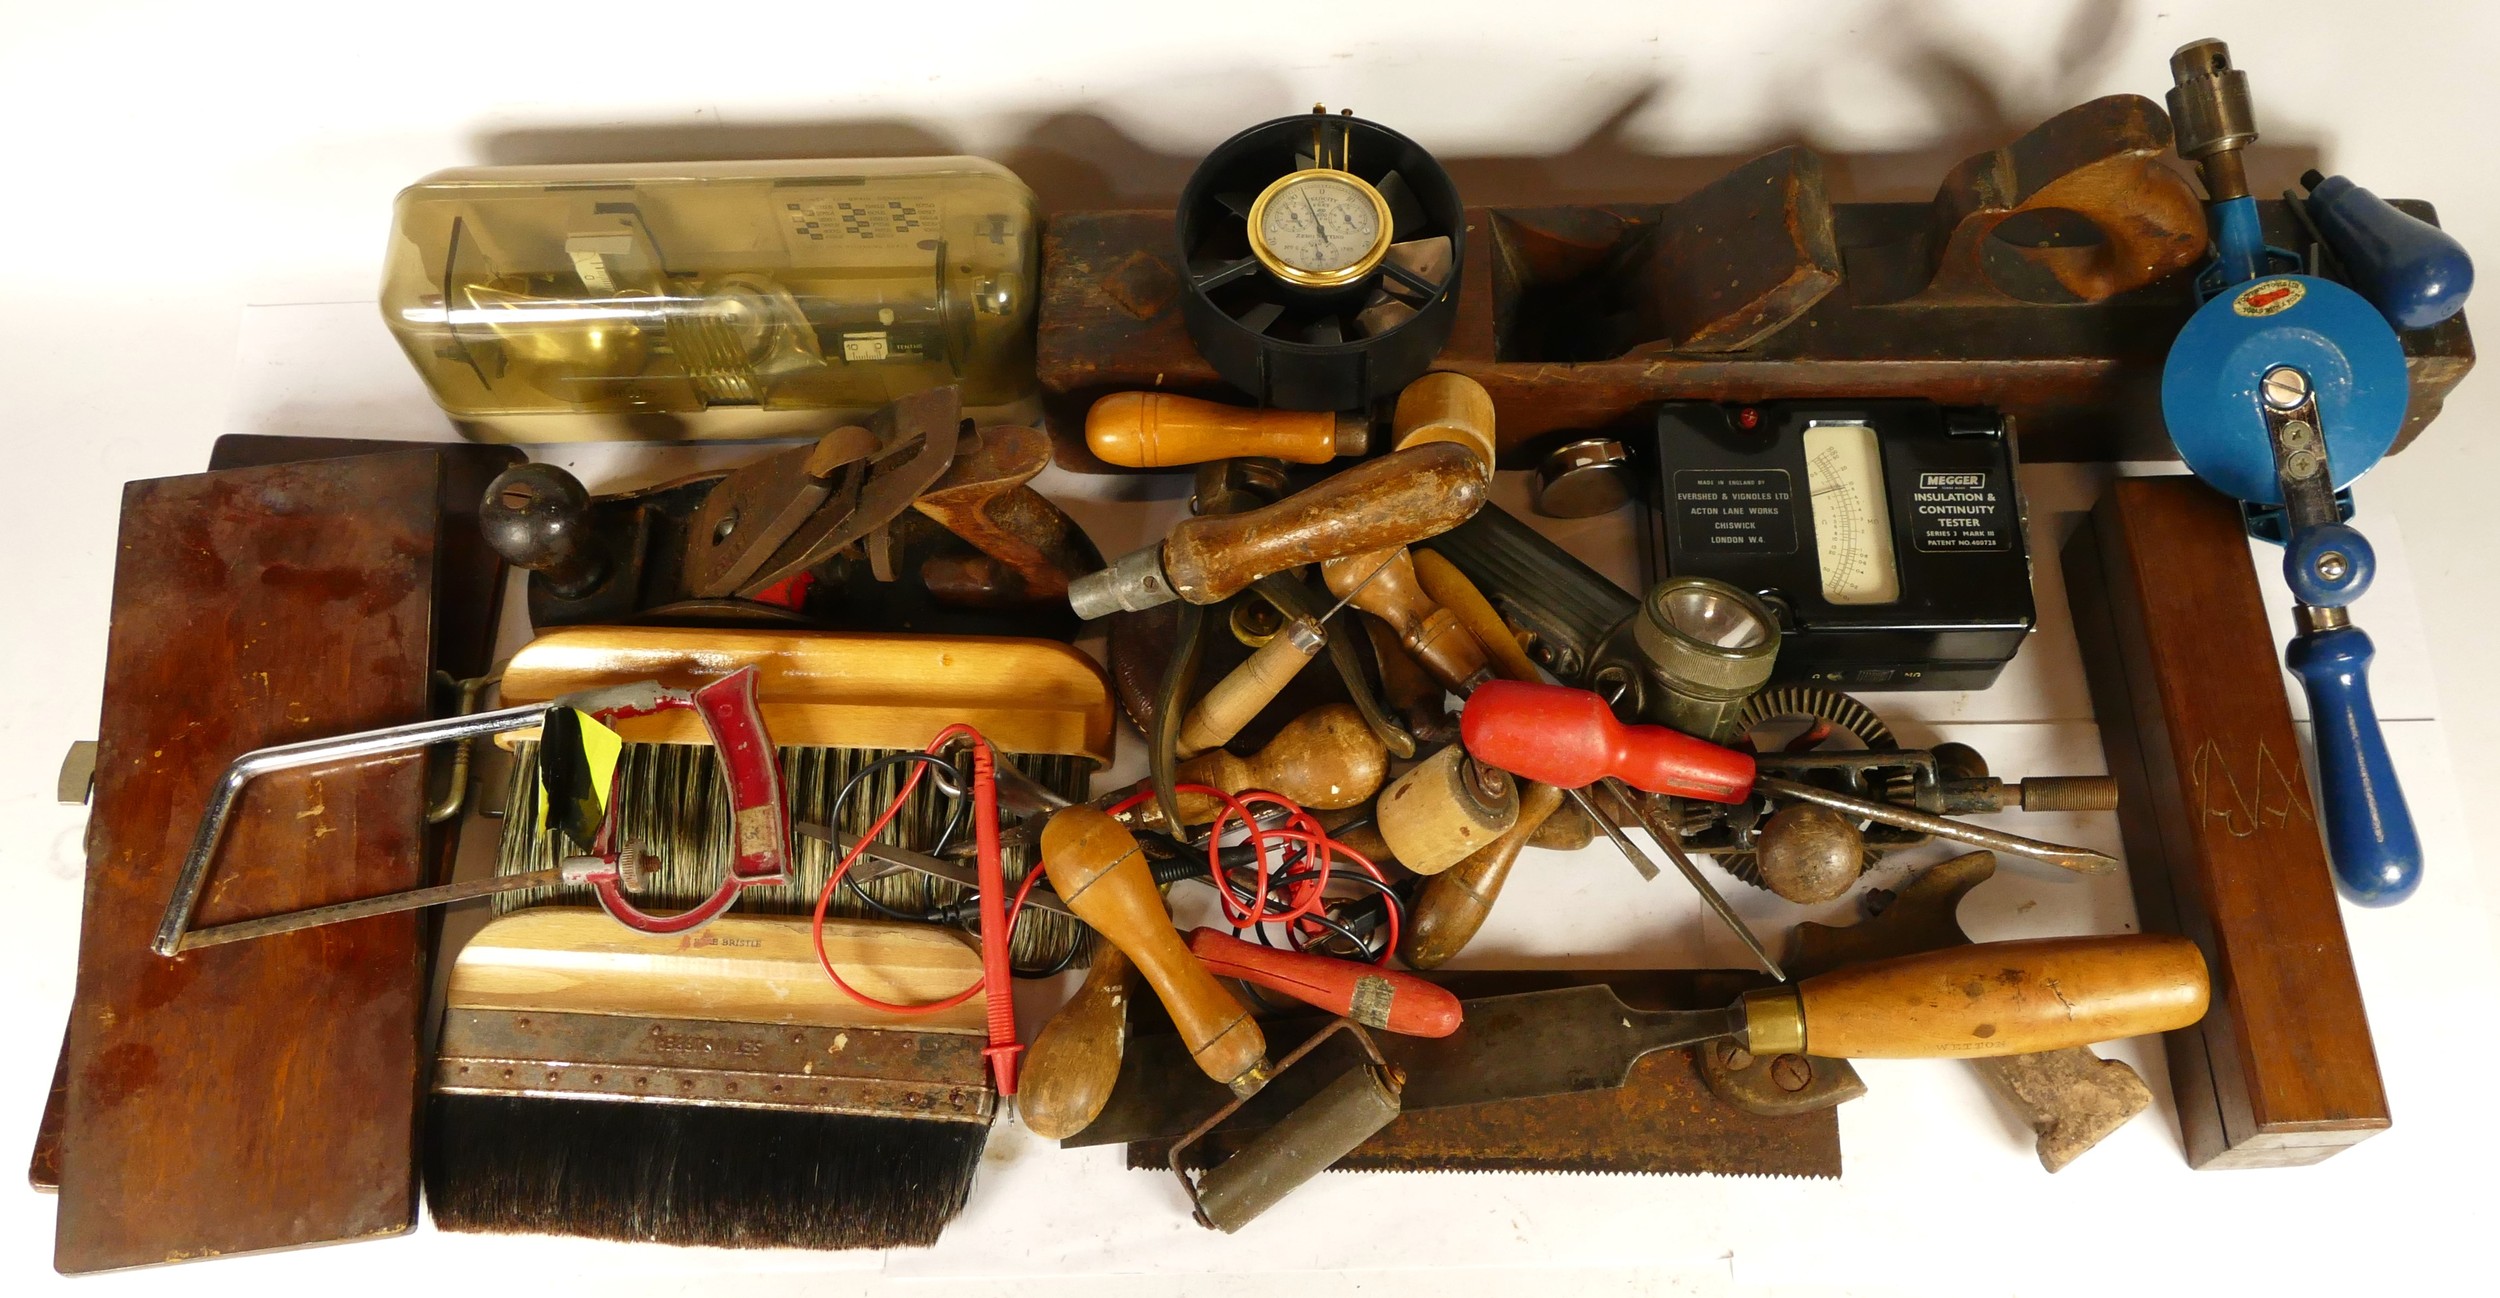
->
[[480, 387, 1100, 638]]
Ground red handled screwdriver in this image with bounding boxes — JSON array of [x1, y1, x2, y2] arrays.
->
[[1460, 681, 2118, 876], [1186, 928, 1464, 1038]]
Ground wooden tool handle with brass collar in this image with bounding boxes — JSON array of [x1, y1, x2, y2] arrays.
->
[[1163, 442, 1488, 604], [1018, 946, 1137, 1140], [1323, 547, 1492, 693], [1741, 934, 2211, 1058], [1402, 779, 1565, 969], [1088, 392, 1368, 468], [1041, 808, 1269, 1095]]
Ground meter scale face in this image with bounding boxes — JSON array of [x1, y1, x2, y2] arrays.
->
[[1802, 421, 1903, 605], [1639, 400, 2036, 691]]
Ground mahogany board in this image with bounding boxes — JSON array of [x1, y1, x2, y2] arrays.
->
[[2062, 474, 2390, 1167], [53, 441, 513, 1271]]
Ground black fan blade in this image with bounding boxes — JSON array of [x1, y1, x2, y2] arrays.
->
[[1304, 316, 1344, 345], [1192, 256, 1262, 293], [1216, 191, 1256, 220], [1377, 169, 1425, 240], [1236, 301, 1285, 335]]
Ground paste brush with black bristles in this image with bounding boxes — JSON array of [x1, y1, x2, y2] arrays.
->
[[424, 909, 999, 1250], [425, 626, 1120, 1249]]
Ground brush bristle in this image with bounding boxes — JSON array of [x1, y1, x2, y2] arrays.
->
[[424, 1095, 986, 1250]]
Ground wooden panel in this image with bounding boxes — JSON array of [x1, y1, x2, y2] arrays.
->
[[1035, 200, 2471, 469], [2062, 474, 2390, 1167], [54, 446, 510, 1271]]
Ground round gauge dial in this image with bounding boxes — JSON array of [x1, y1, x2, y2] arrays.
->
[[1247, 170, 1393, 289], [1802, 421, 1902, 605]]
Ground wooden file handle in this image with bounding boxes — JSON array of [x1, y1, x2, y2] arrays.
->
[[1087, 392, 1363, 467], [1742, 934, 2211, 1059], [1401, 779, 1564, 969], [1186, 928, 1463, 1037], [1017, 945, 1136, 1140], [1323, 547, 1490, 693], [1160, 442, 1488, 605], [1041, 808, 1270, 1094], [1168, 703, 1388, 823], [1175, 621, 1325, 759]]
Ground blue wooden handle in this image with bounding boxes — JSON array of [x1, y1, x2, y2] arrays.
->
[[2284, 624, 2420, 905]]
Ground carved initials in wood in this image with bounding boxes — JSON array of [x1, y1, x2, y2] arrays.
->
[[2189, 737, 2315, 838]]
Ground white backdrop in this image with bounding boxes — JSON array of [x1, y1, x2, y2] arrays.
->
[[3, 3, 2496, 1295]]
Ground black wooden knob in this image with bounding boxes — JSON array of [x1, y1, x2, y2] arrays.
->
[[480, 463, 603, 597]]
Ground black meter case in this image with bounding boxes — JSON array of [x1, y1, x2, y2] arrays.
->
[[1636, 400, 2033, 691]]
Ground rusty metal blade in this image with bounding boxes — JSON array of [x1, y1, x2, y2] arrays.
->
[[1067, 985, 1734, 1147]]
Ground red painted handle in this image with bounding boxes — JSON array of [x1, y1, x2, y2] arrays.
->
[[1186, 928, 1462, 1038], [1459, 680, 1755, 803]]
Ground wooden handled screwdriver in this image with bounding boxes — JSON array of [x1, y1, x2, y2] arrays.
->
[[1068, 441, 1488, 619], [1087, 392, 1370, 467], [1041, 807, 1271, 1096], [1065, 934, 2212, 1147]]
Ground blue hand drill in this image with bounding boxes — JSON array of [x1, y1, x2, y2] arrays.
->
[[2160, 39, 2473, 905]]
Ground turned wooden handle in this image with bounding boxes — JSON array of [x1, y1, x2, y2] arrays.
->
[[1018, 946, 1136, 1140], [1186, 928, 1462, 1037], [1172, 703, 1388, 822], [1041, 808, 1268, 1092], [1175, 621, 1324, 759], [1324, 548, 1490, 693], [1087, 392, 1360, 467], [1414, 550, 1543, 684], [1751, 935, 2210, 1059], [1375, 743, 1520, 875], [1402, 780, 1564, 969], [1161, 443, 1487, 605], [1390, 372, 1497, 474]]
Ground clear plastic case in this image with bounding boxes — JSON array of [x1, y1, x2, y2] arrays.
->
[[381, 156, 1037, 441]]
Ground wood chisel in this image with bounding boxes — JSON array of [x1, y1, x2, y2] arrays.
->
[[1063, 933, 2207, 1147]]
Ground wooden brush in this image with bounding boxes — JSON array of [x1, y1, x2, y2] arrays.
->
[[486, 626, 1116, 971], [430, 626, 1118, 1250], [425, 911, 993, 1249]]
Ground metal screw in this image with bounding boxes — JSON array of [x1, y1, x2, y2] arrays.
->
[[2315, 551, 2351, 583], [2283, 448, 2323, 481], [1715, 1040, 1754, 1071], [2261, 366, 2311, 410], [2279, 419, 2318, 451], [1770, 1054, 1815, 1092]]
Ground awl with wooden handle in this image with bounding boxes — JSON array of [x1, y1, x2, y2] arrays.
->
[[1461, 680, 2120, 875], [1064, 934, 2209, 1146], [1175, 555, 1401, 759], [1068, 441, 1488, 619]]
